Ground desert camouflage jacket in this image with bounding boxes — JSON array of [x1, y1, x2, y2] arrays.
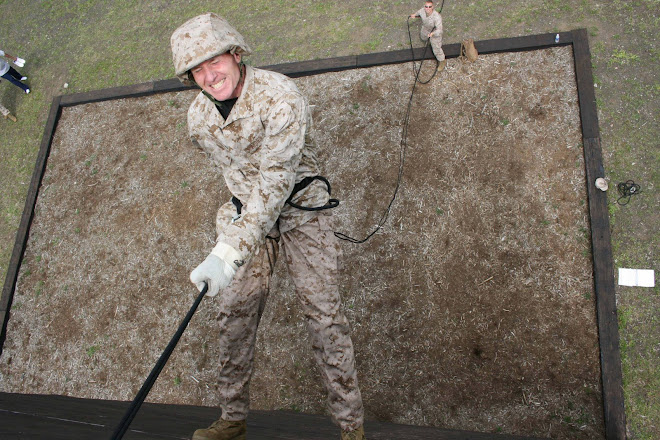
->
[[188, 66, 329, 263], [415, 8, 443, 36]]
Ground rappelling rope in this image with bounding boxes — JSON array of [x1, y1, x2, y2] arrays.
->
[[334, 5, 445, 244], [408, 0, 446, 84], [407, 18, 438, 84]]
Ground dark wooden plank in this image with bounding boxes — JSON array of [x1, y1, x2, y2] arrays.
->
[[262, 55, 357, 78], [356, 45, 450, 69], [0, 393, 211, 439], [582, 138, 626, 440], [572, 29, 625, 439], [59, 82, 155, 107], [152, 78, 196, 94], [0, 96, 62, 355], [572, 28, 600, 139], [573, 28, 625, 440], [48, 32, 578, 109], [0, 409, 181, 440], [474, 31, 573, 55], [357, 47, 429, 68], [0, 393, 547, 440]]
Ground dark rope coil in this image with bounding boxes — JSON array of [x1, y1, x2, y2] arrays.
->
[[616, 180, 641, 205]]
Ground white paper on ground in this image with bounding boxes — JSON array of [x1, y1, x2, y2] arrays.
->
[[618, 268, 655, 287]]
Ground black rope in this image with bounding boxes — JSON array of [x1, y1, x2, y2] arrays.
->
[[110, 284, 208, 439], [616, 180, 641, 205], [406, 0, 446, 84], [407, 17, 439, 84], [334, 6, 448, 244], [334, 18, 434, 244]]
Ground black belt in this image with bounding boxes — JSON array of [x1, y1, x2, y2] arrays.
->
[[231, 175, 339, 215]]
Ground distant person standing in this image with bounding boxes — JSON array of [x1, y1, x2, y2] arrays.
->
[[410, 1, 445, 67], [0, 49, 30, 94]]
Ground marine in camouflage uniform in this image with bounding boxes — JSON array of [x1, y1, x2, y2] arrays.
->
[[411, 1, 445, 63], [171, 13, 364, 440]]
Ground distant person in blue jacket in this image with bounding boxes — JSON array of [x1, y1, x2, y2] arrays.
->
[[0, 49, 30, 94]]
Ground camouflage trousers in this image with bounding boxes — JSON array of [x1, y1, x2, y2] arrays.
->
[[214, 211, 364, 431], [421, 28, 445, 62]]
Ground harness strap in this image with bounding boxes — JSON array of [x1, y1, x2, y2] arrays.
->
[[231, 175, 339, 216]]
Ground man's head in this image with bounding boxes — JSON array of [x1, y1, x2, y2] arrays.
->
[[170, 13, 252, 91], [424, 1, 434, 11]]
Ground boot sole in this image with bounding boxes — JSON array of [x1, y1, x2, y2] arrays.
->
[[192, 432, 246, 440]]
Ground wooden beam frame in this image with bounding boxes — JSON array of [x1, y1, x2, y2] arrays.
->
[[0, 29, 625, 439]]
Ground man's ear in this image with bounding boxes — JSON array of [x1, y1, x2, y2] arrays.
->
[[233, 52, 242, 64]]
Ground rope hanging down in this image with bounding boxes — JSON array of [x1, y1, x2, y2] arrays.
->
[[407, 17, 439, 84], [110, 284, 208, 439], [334, 12, 443, 244], [406, 1, 446, 83]]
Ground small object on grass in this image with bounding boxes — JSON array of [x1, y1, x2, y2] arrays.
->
[[618, 268, 655, 287], [616, 180, 641, 205]]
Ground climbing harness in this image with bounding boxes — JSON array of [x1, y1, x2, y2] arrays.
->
[[231, 175, 339, 220], [286, 175, 340, 211]]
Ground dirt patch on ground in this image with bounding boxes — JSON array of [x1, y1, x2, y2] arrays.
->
[[0, 47, 603, 439]]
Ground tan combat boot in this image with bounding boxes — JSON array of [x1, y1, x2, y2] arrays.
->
[[192, 418, 246, 440], [340, 425, 365, 440]]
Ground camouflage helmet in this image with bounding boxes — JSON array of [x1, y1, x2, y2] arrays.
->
[[171, 13, 252, 86]]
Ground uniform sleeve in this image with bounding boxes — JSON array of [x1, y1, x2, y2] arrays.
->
[[433, 13, 443, 34], [215, 200, 239, 233], [216, 93, 307, 263]]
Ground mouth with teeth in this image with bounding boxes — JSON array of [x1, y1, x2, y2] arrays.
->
[[210, 78, 226, 90]]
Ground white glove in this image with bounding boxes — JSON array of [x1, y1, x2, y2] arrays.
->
[[189, 243, 241, 297], [14, 57, 25, 67]]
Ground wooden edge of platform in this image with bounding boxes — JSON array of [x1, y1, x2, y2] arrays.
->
[[1, 95, 62, 354], [0, 392, 548, 440], [55, 31, 574, 105], [571, 28, 626, 440], [0, 28, 625, 439]]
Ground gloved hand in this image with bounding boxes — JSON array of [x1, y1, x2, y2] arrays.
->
[[14, 57, 25, 67], [189, 243, 241, 297]]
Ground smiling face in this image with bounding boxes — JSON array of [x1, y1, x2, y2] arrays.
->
[[424, 1, 434, 15], [191, 52, 243, 101]]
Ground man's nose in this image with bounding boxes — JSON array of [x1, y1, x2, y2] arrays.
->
[[201, 66, 216, 83]]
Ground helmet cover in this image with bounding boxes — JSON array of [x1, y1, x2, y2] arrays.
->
[[171, 13, 252, 85]]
